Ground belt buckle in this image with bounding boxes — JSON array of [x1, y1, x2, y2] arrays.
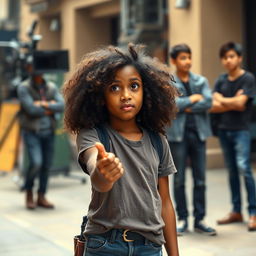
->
[[122, 229, 134, 242]]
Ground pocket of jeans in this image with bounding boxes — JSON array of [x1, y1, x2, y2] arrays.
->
[[149, 241, 162, 250], [86, 236, 107, 251]]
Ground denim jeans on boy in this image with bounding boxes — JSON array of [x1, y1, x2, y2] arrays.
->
[[218, 129, 256, 215], [169, 129, 206, 222], [83, 229, 162, 256], [23, 130, 54, 194]]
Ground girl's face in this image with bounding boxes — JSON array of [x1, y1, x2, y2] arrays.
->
[[104, 65, 143, 125]]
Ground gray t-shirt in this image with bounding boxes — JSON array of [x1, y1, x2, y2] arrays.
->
[[76, 125, 177, 245]]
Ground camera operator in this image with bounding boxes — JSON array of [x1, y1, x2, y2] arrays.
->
[[17, 60, 64, 210]]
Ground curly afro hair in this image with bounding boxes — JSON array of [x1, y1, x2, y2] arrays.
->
[[63, 43, 178, 135]]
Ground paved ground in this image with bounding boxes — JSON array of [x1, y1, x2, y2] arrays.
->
[[1, 167, 256, 256]]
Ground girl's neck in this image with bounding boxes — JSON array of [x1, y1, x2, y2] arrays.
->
[[228, 67, 244, 81], [109, 120, 142, 141], [177, 70, 189, 83]]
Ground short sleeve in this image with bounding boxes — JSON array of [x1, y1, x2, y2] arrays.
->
[[158, 135, 177, 177], [76, 128, 99, 174], [241, 72, 256, 98]]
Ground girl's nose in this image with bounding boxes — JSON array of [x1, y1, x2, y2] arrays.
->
[[121, 89, 131, 101]]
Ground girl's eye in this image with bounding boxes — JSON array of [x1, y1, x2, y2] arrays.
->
[[131, 83, 139, 90], [110, 85, 120, 92]]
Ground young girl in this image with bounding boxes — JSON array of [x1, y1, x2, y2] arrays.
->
[[63, 44, 179, 256]]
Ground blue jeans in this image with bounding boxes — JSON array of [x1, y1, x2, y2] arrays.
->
[[83, 229, 162, 256], [218, 130, 256, 215], [169, 129, 206, 222], [23, 130, 54, 194]]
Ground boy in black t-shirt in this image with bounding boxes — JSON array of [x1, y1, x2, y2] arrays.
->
[[211, 42, 256, 231]]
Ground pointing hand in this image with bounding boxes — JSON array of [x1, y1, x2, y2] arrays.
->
[[95, 142, 124, 184]]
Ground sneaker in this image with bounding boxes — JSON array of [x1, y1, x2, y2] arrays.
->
[[177, 219, 188, 236], [194, 221, 217, 236]]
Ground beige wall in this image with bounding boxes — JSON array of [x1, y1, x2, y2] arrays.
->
[[75, 8, 111, 64], [168, 0, 202, 73], [201, 0, 243, 86], [39, 15, 61, 50], [0, 0, 8, 19], [60, 0, 117, 70]]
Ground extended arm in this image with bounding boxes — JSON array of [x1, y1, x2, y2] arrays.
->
[[158, 176, 179, 256], [80, 143, 124, 192]]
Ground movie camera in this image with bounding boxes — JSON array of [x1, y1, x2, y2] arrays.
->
[[0, 20, 69, 100]]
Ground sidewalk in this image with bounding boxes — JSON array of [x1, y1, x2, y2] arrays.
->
[[0, 168, 256, 256]]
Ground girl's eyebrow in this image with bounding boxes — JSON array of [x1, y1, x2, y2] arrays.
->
[[112, 77, 142, 83], [130, 77, 141, 82]]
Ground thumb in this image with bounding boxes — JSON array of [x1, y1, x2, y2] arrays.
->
[[95, 142, 107, 160]]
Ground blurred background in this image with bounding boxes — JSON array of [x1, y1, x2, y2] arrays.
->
[[0, 1, 256, 255], [1, 0, 256, 174]]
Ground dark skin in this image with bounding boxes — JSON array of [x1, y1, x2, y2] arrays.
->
[[81, 65, 179, 256]]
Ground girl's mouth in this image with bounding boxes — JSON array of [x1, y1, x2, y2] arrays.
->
[[120, 104, 135, 111]]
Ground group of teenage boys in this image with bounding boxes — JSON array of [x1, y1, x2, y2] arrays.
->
[[167, 42, 256, 236]]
